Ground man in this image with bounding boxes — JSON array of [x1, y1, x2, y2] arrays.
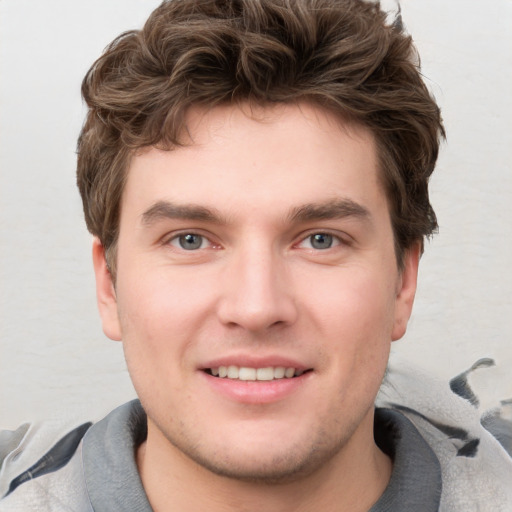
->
[[1, 0, 511, 510]]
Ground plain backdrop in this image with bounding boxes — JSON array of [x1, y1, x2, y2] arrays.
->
[[1, 0, 511, 427]]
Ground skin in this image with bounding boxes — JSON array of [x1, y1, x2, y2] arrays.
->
[[93, 102, 420, 512]]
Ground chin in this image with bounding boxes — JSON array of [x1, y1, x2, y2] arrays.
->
[[186, 446, 335, 484], [165, 421, 350, 485]]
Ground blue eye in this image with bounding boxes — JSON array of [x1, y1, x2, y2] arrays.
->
[[175, 233, 205, 250], [309, 233, 334, 250]]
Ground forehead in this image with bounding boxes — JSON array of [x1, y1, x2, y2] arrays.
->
[[122, 102, 384, 221]]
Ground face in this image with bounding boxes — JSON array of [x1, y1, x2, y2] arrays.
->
[[94, 103, 419, 482]]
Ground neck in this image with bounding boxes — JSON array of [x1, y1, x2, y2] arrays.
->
[[136, 411, 392, 512]]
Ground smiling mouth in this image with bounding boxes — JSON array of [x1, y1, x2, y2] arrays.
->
[[204, 366, 311, 381]]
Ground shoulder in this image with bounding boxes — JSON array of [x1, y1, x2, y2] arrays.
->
[[377, 353, 512, 512], [0, 419, 93, 511], [0, 400, 149, 512]]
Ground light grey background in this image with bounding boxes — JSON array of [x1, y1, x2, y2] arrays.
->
[[1, 0, 511, 427]]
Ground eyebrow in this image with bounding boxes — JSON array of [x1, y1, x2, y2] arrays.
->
[[288, 198, 371, 223], [141, 201, 227, 226], [141, 198, 371, 227]]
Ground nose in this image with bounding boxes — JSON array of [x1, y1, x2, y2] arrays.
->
[[216, 245, 298, 332]]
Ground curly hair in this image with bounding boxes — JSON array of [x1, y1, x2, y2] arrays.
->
[[77, 0, 444, 275]]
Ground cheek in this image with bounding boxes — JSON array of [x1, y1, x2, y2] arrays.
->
[[115, 272, 208, 382], [304, 267, 397, 340], [118, 297, 196, 419], [118, 264, 212, 334], [302, 268, 395, 389]]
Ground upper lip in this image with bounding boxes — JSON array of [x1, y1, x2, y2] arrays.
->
[[200, 355, 311, 371]]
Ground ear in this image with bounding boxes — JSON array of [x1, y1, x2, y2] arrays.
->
[[92, 237, 122, 341], [391, 243, 421, 341]]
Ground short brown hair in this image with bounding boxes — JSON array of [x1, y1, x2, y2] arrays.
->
[[77, 0, 444, 275]]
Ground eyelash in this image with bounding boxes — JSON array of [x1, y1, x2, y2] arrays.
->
[[164, 230, 349, 252]]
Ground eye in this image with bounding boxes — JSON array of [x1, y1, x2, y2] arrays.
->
[[309, 233, 335, 250], [299, 232, 341, 250], [170, 233, 208, 250]]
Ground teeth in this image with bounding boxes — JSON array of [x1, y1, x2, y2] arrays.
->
[[210, 366, 304, 381], [227, 365, 239, 379], [239, 367, 256, 381], [273, 367, 285, 379], [256, 368, 274, 381]]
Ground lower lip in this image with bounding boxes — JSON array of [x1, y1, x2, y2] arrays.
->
[[200, 371, 311, 404]]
